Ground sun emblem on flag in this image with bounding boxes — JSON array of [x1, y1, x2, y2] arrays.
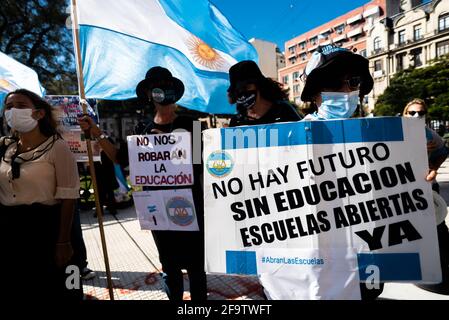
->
[[187, 36, 225, 70], [0, 79, 17, 92]]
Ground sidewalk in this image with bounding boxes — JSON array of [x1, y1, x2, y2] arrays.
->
[[81, 205, 264, 300], [81, 161, 449, 300]]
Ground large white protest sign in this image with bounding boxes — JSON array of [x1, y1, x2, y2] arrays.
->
[[133, 189, 199, 231], [128, 132, 194, 187], [203, 117, 442, 299]]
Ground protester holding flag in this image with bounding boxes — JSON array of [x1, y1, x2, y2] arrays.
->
[[403, 98, 449, 294], [0, 89, 81, 300], [79, 67, 207, 300]]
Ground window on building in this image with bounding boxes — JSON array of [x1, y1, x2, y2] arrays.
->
[[437, 40, 449, 57], [293, 71, 300, 81], [310, 36, 318, 46], [300, 53, 307, 61], [289, 56, 297, 64], [398, 30, 406, 45], [282, 75, 289, 85], [360, 49, 367, 58], [293, 84, 301, 94], [335, 24, 345, 35], [299, 41, 306, 50], [373, 37, 381, 51], [320, 31, 331, 40], [288, 45, 296, 55], [396, 53, 406, 72], [439, 13, 449, 32], [374, 59, 382, 71], [411, 48, 423, 67], [413, 25, 422, 41]]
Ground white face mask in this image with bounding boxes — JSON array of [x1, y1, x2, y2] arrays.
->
[[4, 108, 38, 133], [318, 90, 360, 119]]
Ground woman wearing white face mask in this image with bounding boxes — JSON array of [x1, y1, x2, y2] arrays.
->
[[403, 98, 449, 294], [0, 89, 81, 301], [299, 45, 385, 300], [300, 45, 373, 121]]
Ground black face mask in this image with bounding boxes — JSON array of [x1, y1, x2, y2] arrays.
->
[[236, 90, 257, 110]]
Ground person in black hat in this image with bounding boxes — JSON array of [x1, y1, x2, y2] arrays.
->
[[226, 61, 301, 300], [79, 66, 207, 301], [227, 60, 302, 126], [301, 45, 373, 120], [301, 45, 384, 300]]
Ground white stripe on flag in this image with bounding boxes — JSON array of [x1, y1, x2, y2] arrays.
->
[[76, 0, 237, 73]]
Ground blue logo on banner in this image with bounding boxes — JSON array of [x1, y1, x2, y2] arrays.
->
[[166, 196, 196, 226], [206, 150, 234, 178]]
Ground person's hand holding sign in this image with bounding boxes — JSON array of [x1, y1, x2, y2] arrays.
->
[[426, 169, 437, 182]]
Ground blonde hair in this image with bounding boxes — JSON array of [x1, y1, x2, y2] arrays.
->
[[403, 98, 427, 116]]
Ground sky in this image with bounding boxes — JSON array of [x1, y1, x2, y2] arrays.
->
[[211, 0, 371, 50]]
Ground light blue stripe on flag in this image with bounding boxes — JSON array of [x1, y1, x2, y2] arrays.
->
[[357, 253, 422, 281], [76, 0, 258, 115], [226, 250, 257, 275], [221, 117, 404, 150]]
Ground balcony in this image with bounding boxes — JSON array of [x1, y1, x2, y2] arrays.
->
[[333, 34, 347, 43], [347, 27, 363, 38], [373, 70, 384, 78], [371, 48, 384, 56], [363, 6, 380, 18], [347, 14, 362, 25]]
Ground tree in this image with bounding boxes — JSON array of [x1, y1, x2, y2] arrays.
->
[[375, 55, 449, 119], [0, 0, 77, 94]]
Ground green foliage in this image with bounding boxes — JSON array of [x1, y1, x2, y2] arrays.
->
[[0, 0, 77, 94], [375, 55, 449, 118]]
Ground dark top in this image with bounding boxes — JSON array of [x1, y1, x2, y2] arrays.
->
[[229, 101, 302, 127], [121, 115, 205, 267]]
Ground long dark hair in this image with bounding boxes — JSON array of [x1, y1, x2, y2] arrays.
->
[[258, 78, 289, 103], [4, 89, 58, 137]]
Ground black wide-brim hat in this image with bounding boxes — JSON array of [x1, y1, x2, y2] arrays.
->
[[301, 46, 374, 102], [228, 60, 266, 94], [136, 66, 185, 103]]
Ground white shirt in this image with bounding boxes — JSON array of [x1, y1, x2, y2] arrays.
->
[[0, 135, 80, 206]]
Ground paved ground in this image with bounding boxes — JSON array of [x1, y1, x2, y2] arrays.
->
[[80, 161, 449, 300], [81, 204, 264, 300]]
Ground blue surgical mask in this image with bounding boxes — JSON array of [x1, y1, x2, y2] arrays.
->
[[318, 91, 360, 119]]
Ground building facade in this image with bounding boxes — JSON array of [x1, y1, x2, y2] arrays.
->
[[278, 0, 386, 105], [367, 0, 449, 111], [249, 38, 285, 80]]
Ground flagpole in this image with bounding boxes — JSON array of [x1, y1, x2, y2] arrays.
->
[[71, 0, 114, 301]]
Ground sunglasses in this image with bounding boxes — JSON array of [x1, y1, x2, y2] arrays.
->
[[321, 76, 361, 91], [407, 111, 427, 116]]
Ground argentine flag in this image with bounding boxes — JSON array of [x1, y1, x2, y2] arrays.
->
[[0, 51, 45, 111], [74, 0, 258, 114]]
